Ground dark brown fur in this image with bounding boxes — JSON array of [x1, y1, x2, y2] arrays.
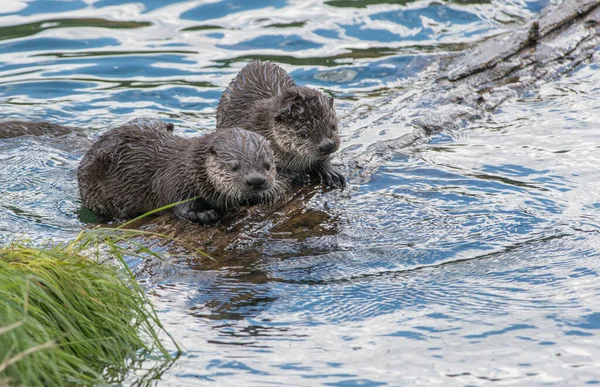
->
[[77, 118, 283, 225], [216, 60, 345, 188]]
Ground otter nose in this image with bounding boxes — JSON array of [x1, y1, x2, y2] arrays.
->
[[319, 139, 335, 154], [246, 175, 266, 189]]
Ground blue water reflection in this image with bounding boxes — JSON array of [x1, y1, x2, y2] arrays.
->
[[0, 80, 97, 99], [182, 0, 287, 22], [15, 0, 87, 17], [43, 55, 198, 78], [95, 0, 189, 13], [218, 34, 322, 52], [343, 5, 487, 42], [0, 37, 119, 53], [2, 0, 600, 386]]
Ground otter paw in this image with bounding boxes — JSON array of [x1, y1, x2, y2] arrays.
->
[[197, 209, 220, 225], [186, 209, 219, 225], [319, 169, 346, 189], [290, 172, 311, 186]]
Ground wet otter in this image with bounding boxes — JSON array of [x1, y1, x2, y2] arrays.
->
[[77, 118, 283, 225], [0, 120, 74, 138], [216, 60, 345, 188]]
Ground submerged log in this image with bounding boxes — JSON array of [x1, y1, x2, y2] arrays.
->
[[350, 0, 600, 181], [0, 120, 74, 138], [102, 0, 600, 257]]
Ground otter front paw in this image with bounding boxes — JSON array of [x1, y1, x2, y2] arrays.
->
[[318, 167, 346, 189], [183, 209, 220, 225], [290, 171, 311, 187], [195, 209, 220, 225]]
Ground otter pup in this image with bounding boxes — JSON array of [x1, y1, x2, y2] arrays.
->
[[216, 60, 345, 188], [77, 118, 282, 225]]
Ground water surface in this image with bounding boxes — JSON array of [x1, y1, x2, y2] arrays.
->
[[2, 0, 600, 385]]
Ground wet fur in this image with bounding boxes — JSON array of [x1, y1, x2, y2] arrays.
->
[[0, 121, 74, 138], [216, 60, 345, 188], [77, 118, 284, 225]]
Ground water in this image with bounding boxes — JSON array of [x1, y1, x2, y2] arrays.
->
[[2, 0, 600, 385]]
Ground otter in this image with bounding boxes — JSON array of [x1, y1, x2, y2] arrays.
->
[[77, 118, 283, 225], [216, 60, 345, 188], [0, 120, 74, 138]]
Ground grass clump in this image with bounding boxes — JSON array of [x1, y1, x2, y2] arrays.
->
[[0, 233, 178, 387]]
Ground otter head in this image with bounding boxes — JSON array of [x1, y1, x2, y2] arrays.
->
[[271, 86, 340, 171], [205, 128, 283, 207]]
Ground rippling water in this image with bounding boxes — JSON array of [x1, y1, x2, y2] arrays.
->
[[2, 0, 600, 385]]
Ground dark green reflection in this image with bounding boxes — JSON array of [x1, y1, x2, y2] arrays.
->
[[266, 21, 306, 28], [0, 18, 151, 42], [31, 50, 196, 58], [326, 0, 414, 8], [181, 25, 223, 32], [326, 0, 490, 7], [216, 47, 401, 67], [216, 43, 471, 67]]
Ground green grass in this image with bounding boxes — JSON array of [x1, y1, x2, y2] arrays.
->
[[0, 198, 219, 386], [0, 230, 181, 386]]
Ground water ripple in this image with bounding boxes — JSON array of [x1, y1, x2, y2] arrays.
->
[[2, 0, 600, 386]]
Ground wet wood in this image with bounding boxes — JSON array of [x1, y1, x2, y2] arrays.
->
[[125, 186, 339, 259], [348, 0, 600, 181]]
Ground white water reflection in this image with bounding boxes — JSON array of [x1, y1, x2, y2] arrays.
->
[[2, 1, 599, 386]]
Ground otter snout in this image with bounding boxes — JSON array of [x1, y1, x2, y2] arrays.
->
[[319, 139, 336, 155], [246, 174, 267, 190]]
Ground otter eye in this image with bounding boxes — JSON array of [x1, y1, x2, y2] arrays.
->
[[264, 162, 271, 171], [228, 161, 240, 172], [298, 129, 309, 139]]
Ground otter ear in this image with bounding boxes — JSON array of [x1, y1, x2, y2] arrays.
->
[[208, 145, 217, 155], [277, 90, 305, 118], [305, 95, 319, 107]]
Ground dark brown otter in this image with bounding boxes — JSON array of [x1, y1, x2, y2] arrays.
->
[[77, 118, 283, 225], [0, 121, 74, 138], [216, 60, 345, 188]]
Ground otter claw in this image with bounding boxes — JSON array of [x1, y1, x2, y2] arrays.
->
[[319, 169, 346, 189], [196, 209, 219, 225], [291, 172, 311, 186], [182, 209, 219, 225]]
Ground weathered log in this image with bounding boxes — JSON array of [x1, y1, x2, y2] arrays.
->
[[112, 0, 600, 256], [345, 0, 600, 182]]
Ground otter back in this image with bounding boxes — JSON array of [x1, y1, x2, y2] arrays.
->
[[77, 120, 183, 219], [77, 118, 281, 224]]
